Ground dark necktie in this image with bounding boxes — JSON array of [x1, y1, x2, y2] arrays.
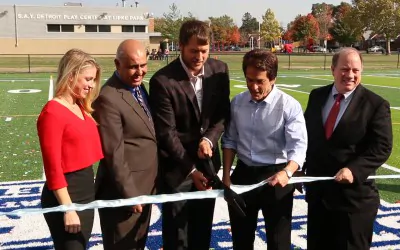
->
[[325, 93, 344, 139], [134, 87, 152, 121]]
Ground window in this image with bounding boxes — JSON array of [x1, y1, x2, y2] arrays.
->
[[122, 25, 133, 32], [47, 24, 60, 32], [98, 25, 111, 32], [135, 25, 146, 33], [85, 25, 98, 32], [61, 25, 74, 32]]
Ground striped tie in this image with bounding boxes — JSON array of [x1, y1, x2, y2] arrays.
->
[[135, 87, 152, 121]]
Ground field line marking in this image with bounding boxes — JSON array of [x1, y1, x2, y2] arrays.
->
[[382, 163, 400, 173], [297, 76, 400, 90], [365, 75, 400, 79], [278, 87, 310, 94], [0, 114, 38, 117]]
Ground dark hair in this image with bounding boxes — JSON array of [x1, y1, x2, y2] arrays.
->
[[332, 47, 363, 67], [179, 20, 210, 46], [242, 49, 278, 81]]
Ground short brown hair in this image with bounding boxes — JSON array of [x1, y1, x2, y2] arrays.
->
[[242, 49, 278, 80], [332, 47, 363, 68], [179, 20, 210, 46]]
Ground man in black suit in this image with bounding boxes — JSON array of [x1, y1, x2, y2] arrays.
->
[[303, 47, 393, 250], [149, 20, 230, 250]]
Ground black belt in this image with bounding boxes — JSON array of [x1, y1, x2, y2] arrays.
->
[[237, 160, 286, 173]]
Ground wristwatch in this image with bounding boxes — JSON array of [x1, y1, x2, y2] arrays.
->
[[283, 169, 293, 179]]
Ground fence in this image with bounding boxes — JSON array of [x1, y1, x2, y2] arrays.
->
[[1, 52, 400, 73]]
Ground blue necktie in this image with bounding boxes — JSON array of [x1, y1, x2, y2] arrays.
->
[[134, 87, 152, 121]]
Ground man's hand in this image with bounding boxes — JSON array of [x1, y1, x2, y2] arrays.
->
[[198, 139, 213, 159], [132, 204, 143, 213], [334, 167, 354, 184], [267, 171, 289, 187], [191, 169, 210, 191]]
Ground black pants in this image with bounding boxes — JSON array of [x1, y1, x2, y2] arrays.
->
[[307, 200, 378, 250], [229, 161, 294, 250], [41, 167, 95, 250], [162, 178, 216, 250]]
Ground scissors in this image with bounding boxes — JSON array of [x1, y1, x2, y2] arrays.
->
[[203, 157, 247, 217]]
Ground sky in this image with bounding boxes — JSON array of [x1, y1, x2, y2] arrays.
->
[[0, 0, 351, 27]]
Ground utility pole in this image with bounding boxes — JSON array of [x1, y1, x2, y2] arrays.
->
[[258, 20, 261, 49]]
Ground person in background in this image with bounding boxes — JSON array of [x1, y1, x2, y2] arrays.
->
[[93, 39, 158, 250], [37, 48, 103, 250], [222, 49, 307, 250], [304, 47, 393, 250], [149, 20, 230, 250]]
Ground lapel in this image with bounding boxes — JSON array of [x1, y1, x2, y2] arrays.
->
[[317, 84, 334, 128], [333, 85, 365, 136], [200, 62, 213, 123], [112, 74, 155, 138], [174, 59, 201, 121]]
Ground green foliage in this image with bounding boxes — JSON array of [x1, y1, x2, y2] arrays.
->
[[329, 2, 363, 45], [153, 3, 195, 44], [260, 9, 281, 45], [239, 12, 259, 39], [353, 0, 400, 53]]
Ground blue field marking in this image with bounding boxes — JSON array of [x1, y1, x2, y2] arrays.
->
[[0, 180, 400, 249]]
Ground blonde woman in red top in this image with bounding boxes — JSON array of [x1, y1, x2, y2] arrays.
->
[[37, 49, 103, 250]]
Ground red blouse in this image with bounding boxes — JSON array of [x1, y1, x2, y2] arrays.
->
[[37, 100, 103, 190]]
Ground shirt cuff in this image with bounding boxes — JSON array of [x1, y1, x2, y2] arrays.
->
[[201, 137, 213, 148]]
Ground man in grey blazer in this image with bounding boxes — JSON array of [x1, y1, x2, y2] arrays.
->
[[92, 39, 157, 250]]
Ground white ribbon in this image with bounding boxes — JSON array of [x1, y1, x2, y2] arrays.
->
[[1, 175, 400, 216]]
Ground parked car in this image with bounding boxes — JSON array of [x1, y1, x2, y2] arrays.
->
[[310, 45, 327, 53], [328, 45, 341, 53], [367, 45, 385, 54]]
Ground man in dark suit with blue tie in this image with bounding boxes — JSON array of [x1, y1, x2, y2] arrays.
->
[[149, 20, 230, 249], [304, 47, 393, 250]]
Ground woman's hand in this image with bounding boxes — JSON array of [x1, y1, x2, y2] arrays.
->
[[64, 210, 81, 233]]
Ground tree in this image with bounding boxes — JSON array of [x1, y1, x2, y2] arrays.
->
[[291, 14, 320, 44], [353, 0, 400, 54], [229, 26, 241, 45], [209, 15, 235, 45], [153, 3, 195, 46], [329, 2, 363, 46], [239, 12, 259, 42], [312, 3, 334, 43], [260, 8, 281, 48]]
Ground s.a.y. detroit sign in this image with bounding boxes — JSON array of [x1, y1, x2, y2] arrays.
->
[[0, 180, 400, 249]]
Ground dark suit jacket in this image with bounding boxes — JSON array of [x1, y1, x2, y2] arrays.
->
[[303, 84, 392, 212], [92, 73, 158, 200], [149, 57, 230, 189]]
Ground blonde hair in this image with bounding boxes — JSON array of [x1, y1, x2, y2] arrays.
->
[[55, 48, 101, 116]]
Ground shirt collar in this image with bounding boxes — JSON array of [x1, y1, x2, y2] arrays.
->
[[248, 84, 278, 104], [331, 84, 356, 100], [115, 70, 140, 91], [179, 56, 205, 79]]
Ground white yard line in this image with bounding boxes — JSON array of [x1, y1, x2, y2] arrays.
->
[[278, 87, 310, 94], [297, 76, 400, 90], [382, 164, 400, 173]]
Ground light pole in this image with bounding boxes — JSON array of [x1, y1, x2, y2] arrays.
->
[[258, 20, 261, 49]]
